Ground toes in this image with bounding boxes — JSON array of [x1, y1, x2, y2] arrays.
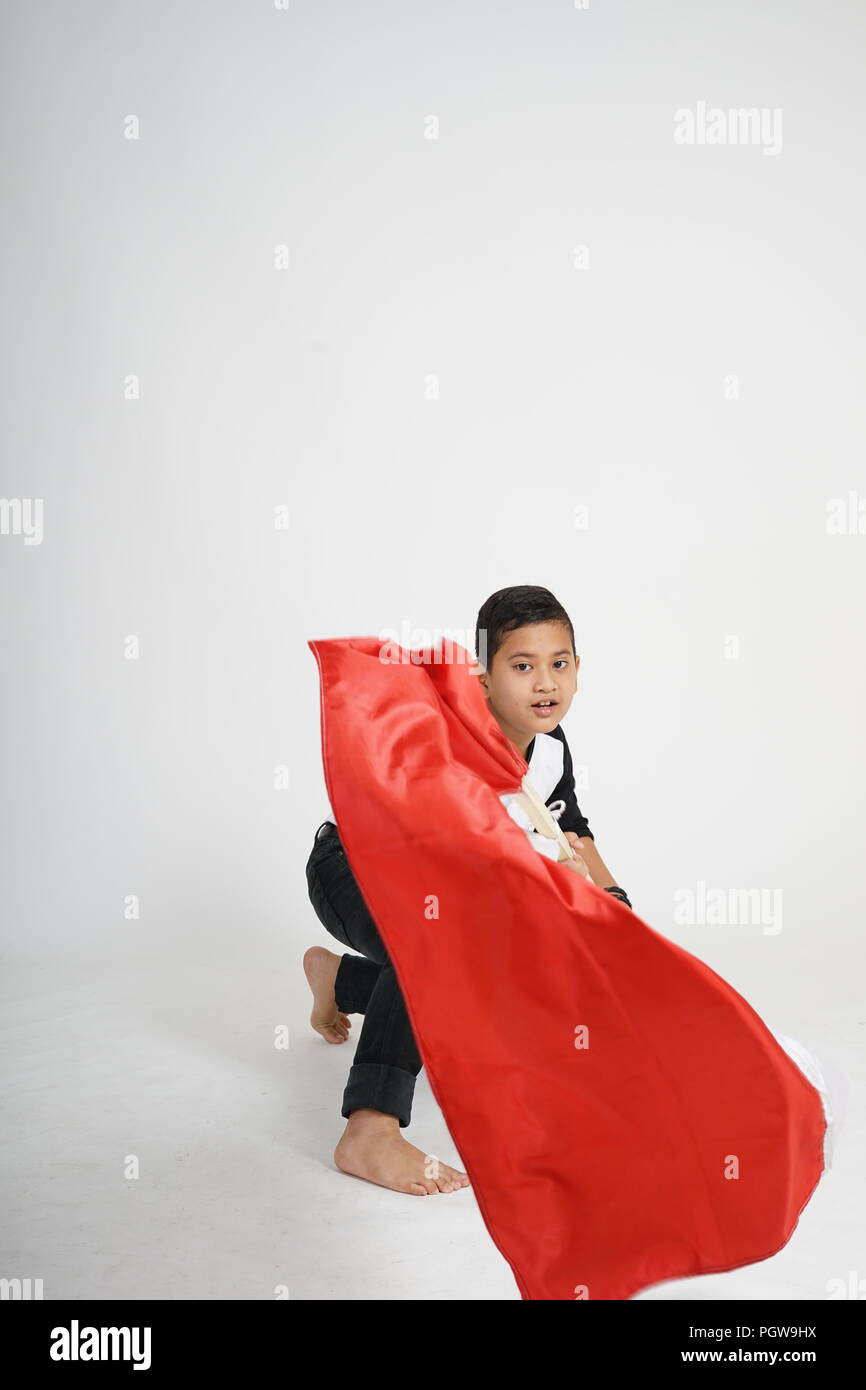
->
[[316, 1021, 348, 1043], [423, 1158, 466, 1193]]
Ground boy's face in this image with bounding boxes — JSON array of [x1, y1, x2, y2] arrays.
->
[[477, 620, 579, 755]]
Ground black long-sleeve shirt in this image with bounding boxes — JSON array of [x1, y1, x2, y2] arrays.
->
[[501, 723, 594, 858]]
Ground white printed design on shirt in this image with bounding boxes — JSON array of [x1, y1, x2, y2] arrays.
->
[[499, 733, 569, 860]]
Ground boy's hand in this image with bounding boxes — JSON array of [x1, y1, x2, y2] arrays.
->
[[561, 832, 592, 878], [563, 831, 621, 891]]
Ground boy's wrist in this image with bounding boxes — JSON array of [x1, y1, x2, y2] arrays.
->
[[603, 885, 633, 909]]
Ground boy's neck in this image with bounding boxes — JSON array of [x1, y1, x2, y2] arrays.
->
[[494, 718, 533, 760]]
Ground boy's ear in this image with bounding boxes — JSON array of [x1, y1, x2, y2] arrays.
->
[[471, 662, 490, 696]]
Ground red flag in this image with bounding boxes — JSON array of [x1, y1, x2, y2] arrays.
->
[[309, 635, 828, 1301]]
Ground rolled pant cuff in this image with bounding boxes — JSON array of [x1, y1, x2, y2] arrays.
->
[[342, 1062, 416, 1129]]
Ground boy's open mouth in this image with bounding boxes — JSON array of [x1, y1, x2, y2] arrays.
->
[[531, 699, 558, 717]]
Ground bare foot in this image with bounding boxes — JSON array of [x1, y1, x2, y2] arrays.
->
[[304, 945, 353, 1044], [334, 1108, 471, 1195]]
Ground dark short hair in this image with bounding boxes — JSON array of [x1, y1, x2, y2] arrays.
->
[[474, 585, 576, 670]]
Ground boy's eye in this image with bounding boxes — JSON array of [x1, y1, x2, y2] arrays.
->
[[513, 659, 569, 673]]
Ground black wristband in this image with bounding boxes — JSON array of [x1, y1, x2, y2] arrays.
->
[[603, 885, 633, 909]]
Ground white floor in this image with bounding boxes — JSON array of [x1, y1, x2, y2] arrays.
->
[[1, 924, 861, 1301]]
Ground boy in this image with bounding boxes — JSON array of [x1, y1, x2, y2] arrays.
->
[[475, 586, 632, 900], [303, 584, 631, 1196]]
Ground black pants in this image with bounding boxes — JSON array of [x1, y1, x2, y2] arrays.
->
[[305, 821, 423, 1128]]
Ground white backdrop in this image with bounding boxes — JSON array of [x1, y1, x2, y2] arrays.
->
[[1, 0, 863, 1301]]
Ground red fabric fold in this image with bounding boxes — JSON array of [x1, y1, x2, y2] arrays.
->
[[309, 635, 827, 1300]]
